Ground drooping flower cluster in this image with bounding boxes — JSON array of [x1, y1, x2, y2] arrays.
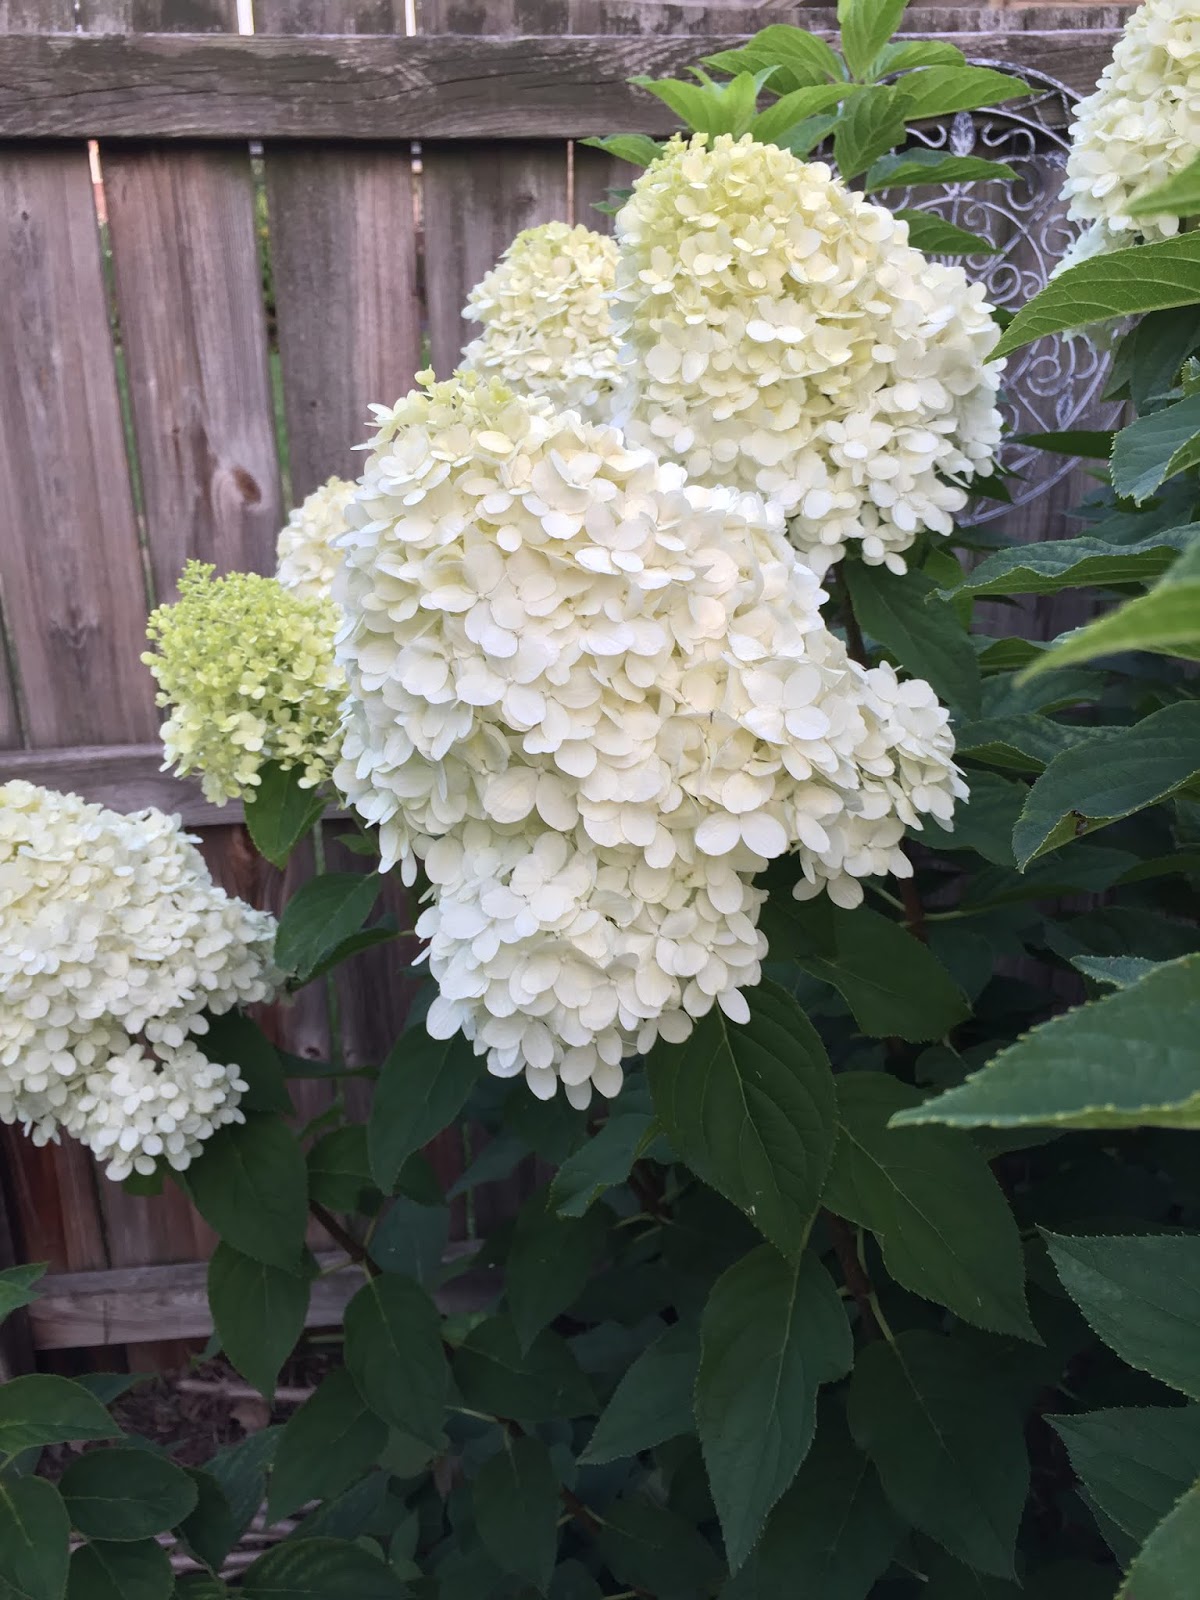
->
[[461, 222, 621, 424], [609, 133, 1004, 575], [334, 373, 965, 1104], [144, 561, 344, 804], [1060, 0, 1200, 261], [0, 781, 279, 1179], [276, 476, 356, 601]]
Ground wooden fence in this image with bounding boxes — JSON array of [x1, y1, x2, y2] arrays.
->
[[0, 0, 1130, 1370]]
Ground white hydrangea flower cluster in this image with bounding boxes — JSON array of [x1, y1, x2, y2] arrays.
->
[[608, 133, 1004, 576], [1061, 0, 1200, 255], [461, 222, 621, 424], [276, 476, 356, 601], [334, 373, 965, 1105], [0, 781, 279, 1181]]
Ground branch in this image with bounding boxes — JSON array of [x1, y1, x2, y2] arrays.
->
[[824, 1210, 883, 1340], [309, 1201, 379, 1278]]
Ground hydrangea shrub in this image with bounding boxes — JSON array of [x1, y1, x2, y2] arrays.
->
[[4, 1, 1200, 1596]]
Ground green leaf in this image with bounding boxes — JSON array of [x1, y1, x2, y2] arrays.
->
[[208, 1242, 310, 1401], [505, 1193, 607, 1351], [920, 770, 1024, 867], [723, 1404, 903, 1600], [895, 210, 997, 255], [1013, 428, 1116, 458], [1045, 1231, 1200, 1399], [942, 534, 1190, 600], [825, 1074, 1035, 1339], [0, 1263, 46, 1324], [66, 1539, 172, 1600], [1111, 393, 1200, 503], [0, 1374, 119, 1455], [184, 1115, 308, 1272], [174, 1581, 229, 1600], [759, 895, 970, 1041], [343, 1275, 447, 1445], [204, 1428, 280, 1546], [893, 953, 1200, 1132], [580, 1321, 700, 1465], [266, 1367, 387, 1523], [1071, 954, 1163, 988], [368, 1197, 449, 1285], [844, 561, 981, 714], [241, 1537, 405, 1599], [1021, 566, 1200, 673], [838, 0, 907, 79], [595, 1497, 723, 1598], [865, 148, 1017, 192], [897, 66, 1028, 120], [697, 1246, 852, 1569], [198, 1013, 290, 1117], [0, 1475, 69, 1600], [58, 1447, 196, 1541], [178, 1470, 237, 1575], [472, 1435, 559, 1594], [549, 1113, 655, 1218], [748, 83, 855, 145], [1012, 702, 1200, 867], [646, 979, 837, 1260], [871, 39, 966, 75], [243, 761, 325, 869], [1129, 150, 1200, 219], [956, 714, 1117, 774], [995, 232, 1200, 357], [1119, 1480, 1200, 1600], [833, 86, 911, 180], [1051, 1406, 1200, 1544], [705, 26, 844, 93], [631, 71, 764, 137], [847, 1331, 1029, 1578], [578, 134, 662, 168], [275, 872, 382, 984], [368, 1027, 480, 1192], [453, 1317, 596, 1423], [307, 1125, 379, 1214]]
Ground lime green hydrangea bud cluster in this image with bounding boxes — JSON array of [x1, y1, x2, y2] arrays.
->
[[143, 561, 344, 804]]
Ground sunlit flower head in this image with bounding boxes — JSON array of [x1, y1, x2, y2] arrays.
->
[[0, 781, 279, 1180], [609, 133, 1004, 575], [276, 476, 356, 601], [144, 561, 344, 804], [333, 373, 965, 1103], [1062, 0, 1200, 246], [461, 221, 621, 423]]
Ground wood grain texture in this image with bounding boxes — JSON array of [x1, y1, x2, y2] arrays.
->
[[254, 0, 409, 30], [265, 144, 422, 496], [0, 150, 156, 747], [103, 144, 284, 590], [0, 23, 1128, 139], [28, 1244, 493, 1350], [1, 743, 239, 823]]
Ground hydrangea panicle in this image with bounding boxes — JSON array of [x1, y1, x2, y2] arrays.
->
[[144, 561, 344, 804], [276, 476, 356, 600], [609, 133, 1004, 575], [334, 373, 966, 1104], [461, 221, 621, 423], [0, 781, 280, 1180], [1061, 0, 1200, 251]]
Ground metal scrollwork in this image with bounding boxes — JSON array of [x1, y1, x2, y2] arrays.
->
[[892, 66, 1115, 524]]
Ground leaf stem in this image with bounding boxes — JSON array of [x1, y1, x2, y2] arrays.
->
[[309, 1201, 378, 1279]]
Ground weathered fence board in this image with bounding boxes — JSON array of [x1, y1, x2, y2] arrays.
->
[[0, 22, 1129, 139]]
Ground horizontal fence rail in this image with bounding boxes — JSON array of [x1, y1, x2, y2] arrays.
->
[[0, 17, 1127, 138]]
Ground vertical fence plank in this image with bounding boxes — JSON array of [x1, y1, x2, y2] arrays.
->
[[0, 0, 147, 1308], [81, 0, 308, 1368], [418, 0, 570, 377], [258, 0, 422, 498]]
